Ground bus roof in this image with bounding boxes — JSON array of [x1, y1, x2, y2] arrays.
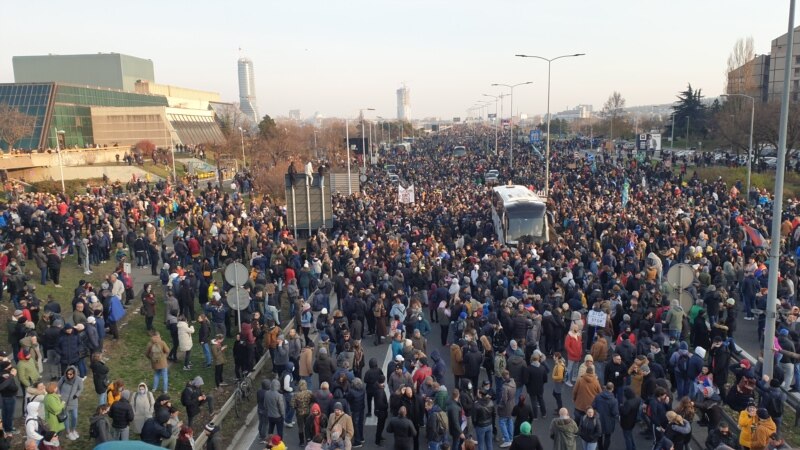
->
[[492, 184, 545, 205]]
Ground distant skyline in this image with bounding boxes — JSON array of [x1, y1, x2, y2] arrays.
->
[[0, 1, 796, 120]]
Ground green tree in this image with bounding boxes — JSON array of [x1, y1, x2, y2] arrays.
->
[[670, 84, 709, 141], [258, 114, 278, 141]]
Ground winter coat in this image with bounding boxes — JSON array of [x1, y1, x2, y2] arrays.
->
[[565, 332, 583, 362], [300, 347, 314, 377], [90, 413, 112, 444], [43, 392, 65, 433], [265, 379, 285, 418], [177, 321, 195, 352], [386, 415, 416, 450], [57, 367, 84, 409], [591, 390, 619, 434], [140, 410, 172, 445], [619, 387, 640, 430], [550, 416, 579, 450], [132, 385, 155, 434], [56, 330, 83, 364], [109, 397, 134, 429], [525, 363, 548, 396], [313, 353, 336, 385], [145, 337, 170, 370], [751, 417, 776, 450], [572, 372, 601, 413], [578, 414, 602, 443], [498, 378, 516, 417], [450, 343, 465, 376], [90, 359, 110, 394]]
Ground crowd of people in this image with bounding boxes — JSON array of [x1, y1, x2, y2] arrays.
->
[[0, 124, 799, 450]]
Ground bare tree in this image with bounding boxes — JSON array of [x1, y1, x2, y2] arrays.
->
[[0, 103, 37, 151], [602, 91, 626, 140], [216, 102, 254, 138], [725, 37, 755, 95]]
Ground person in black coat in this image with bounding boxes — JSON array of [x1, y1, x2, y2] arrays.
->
[[108, 390, 134, 439], [524, 354, 548, 418], [363, 358, 384, 417], [386, 405, 416, 450], [374, 380, 390, 445], [620, 387, 641, 450], [140, 407, 173, 445], [463, 343, 483, 391], [692, 310, 711, 351]]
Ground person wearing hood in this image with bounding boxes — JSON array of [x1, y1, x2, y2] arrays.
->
[[24, 380, 46, 418], [266, 378, 286, 438], [347, 377, 366, 447], [669, 341, 693, 399], [292, 379, 315, 445], [550, 407, 579, 450], [750, 408, 777, 450], [108, 389, 134, 440], [16, 348, 39, 392], [131, 382, 154, 434], [257, 379, 271, 443], [314, 347, 337, 387], [57, 365, 84, 440], [572, 366, 601, 423], [510, 421, 543, 450], [363, 358, 384, 417], [140, 407, 173, 446], [664, 300, 684, 341], [56, 323, 84, 378], [25, 401, 45, 446], [591, 383, 619, 450], [89, 404, 111, 445], [181, 375, 212, 427], [305, 402, 329, 443]]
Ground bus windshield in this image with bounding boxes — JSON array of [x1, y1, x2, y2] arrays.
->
[[506, 204, 545, 240]]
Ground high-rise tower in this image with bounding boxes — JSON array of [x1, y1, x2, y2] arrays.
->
[[238, 57, 260, 125], [396, 84, 410, 121]]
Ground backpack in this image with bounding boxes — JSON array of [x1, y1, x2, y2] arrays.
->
[[433, 410, 449, 436], [676, 354, 690, 375], [27, 417, 48, 437], [148, 341, 165, 363], [89, 419, 100, 438]]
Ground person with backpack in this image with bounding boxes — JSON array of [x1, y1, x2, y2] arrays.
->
[[131, 382, 154, 434], [89, 404, 111, 445], [25, 401, 46, 446], [145, 331, 171, 394], [669, 341, 693, 399], [424, 396, 448, 450]]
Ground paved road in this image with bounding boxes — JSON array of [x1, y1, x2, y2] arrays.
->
[[242, 309, 669, 450]]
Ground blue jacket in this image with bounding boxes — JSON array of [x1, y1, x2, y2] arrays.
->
[[591, 390, 619, 433], [108, 296, 126, 323], [57, 331, 84, 364]]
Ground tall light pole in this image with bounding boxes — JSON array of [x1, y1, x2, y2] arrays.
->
[[764, 0, 796, 378], [54, 128, 66, 194], [516, 53, 585, 197], [360, 108, 374, 169], [491, 81, 533, 169], [720, 93, 755, 201], [482, 94, 500, 155], [237, 126, 246, 169]]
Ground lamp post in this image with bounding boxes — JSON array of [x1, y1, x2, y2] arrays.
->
[[763, 0, 796, 378], [720, 93, 755, 201], [237, 127, 246, 170], [360, 108, 374, 169], [491, 81, 533, 169], [54, 128, 66, 194], [482, 94, 500, 155], [515, 53, 585, 197]]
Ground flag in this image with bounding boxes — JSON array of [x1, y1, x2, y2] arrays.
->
[[398, 184, 415, 204], [742, 224, 767, 248]]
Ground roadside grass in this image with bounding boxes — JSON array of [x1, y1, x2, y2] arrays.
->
[[678, 165, 800, 199], [0, 253, 265, 448]]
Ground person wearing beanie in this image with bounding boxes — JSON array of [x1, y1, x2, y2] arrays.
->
[[180, 376, 213, 427], [327, 401, 354, 448], [204, 422, 223, 450], [509, 420, 543, 450], [756, 374, 786, 431], [270, 434, 287, 450]]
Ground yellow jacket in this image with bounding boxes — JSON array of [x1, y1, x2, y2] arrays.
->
[[738, 410, 757, 448], [750, 417, 776, 450]]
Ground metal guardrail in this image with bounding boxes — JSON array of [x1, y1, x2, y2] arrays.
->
[[193, 317, 295, 449]]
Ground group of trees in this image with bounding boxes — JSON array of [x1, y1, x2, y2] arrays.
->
[[0, 103, 36, 151]]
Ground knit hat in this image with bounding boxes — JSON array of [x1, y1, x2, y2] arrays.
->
[[191, 376, 204, 387], [205, 422, 217, 433], [726, 298, 735, 306], [333, 402, 343, 411], [679, 341, 688, 351], [271, 435, 282, 445], [741, 359, 751, 369], [779, 328, 789, 336], [520, 421, 532, 435], [757, 408, 770, 420], [694, 346, 706, 359], [657, 437, 674, 450]]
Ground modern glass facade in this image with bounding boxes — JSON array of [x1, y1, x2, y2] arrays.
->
[[0, 83, 53, 150], [168, 113, 225, 146], [55, 85, 168, 108]]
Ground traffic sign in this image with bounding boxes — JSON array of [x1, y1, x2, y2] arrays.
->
[[226, 287, 251, 311], [224, 262, 249, 286]]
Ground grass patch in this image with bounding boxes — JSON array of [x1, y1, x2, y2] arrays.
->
[[28, 179, 105, 197], [0, 251, 274, 448], [680, 166, 800, 199]]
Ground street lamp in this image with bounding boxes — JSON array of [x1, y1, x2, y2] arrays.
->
[[515, 53, 585, 197], [237, 126, 246, 170], [720, 93, 756, 201], [360, 108, 374, 168], [491, 81, 533, 169], [54, 128, 66, 194], [483, 94, 500, 155]]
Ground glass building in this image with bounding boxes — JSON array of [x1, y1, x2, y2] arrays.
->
[[0, 82, 222, 151]]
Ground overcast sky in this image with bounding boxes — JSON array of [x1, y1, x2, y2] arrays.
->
[[0, 1, 795, 120]]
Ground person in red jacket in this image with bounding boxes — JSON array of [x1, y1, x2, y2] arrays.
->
[[565, 324, 583, 387]]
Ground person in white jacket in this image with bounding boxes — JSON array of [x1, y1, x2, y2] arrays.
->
[[131, 382, 155, 434], [25, 401, 44, 446], [177, 316, 195, 370]]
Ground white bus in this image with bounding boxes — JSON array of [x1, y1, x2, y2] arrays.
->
[[491, 184, 548, 245]]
